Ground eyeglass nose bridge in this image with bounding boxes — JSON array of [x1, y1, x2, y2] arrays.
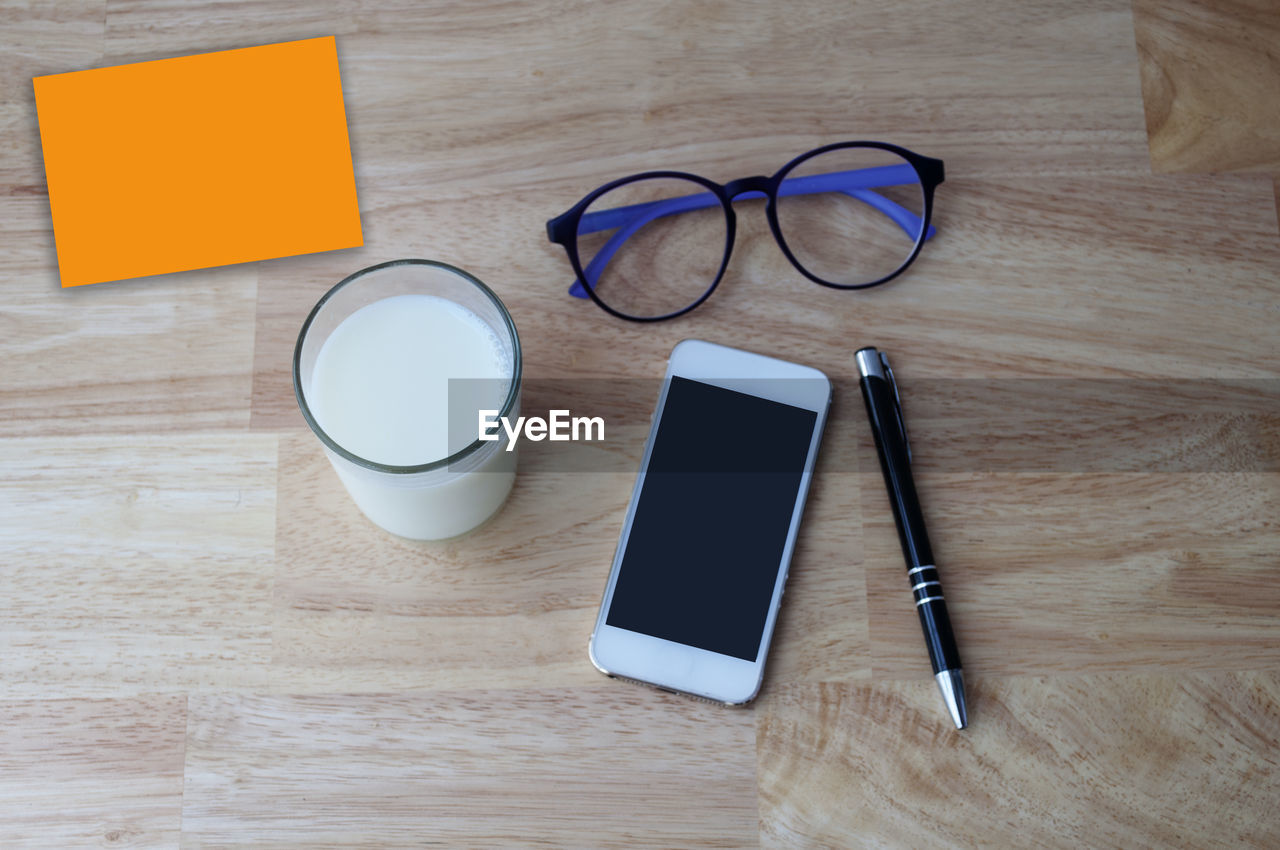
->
[[722, 175, 775, 201]]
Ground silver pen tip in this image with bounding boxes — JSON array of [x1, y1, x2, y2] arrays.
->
[[935, 669, 968, 729]]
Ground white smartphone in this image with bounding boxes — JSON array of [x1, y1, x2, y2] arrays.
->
[[588, 339, 831, 705]]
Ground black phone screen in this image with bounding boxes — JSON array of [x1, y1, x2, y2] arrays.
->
[[605, 376, 819, 661]]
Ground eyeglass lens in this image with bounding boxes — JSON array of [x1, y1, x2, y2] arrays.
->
[[775, 146, 925, 287], [575, 176, 727, 320]]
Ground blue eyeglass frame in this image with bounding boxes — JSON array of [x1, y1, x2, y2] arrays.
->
[[546, 141, 946, 322]]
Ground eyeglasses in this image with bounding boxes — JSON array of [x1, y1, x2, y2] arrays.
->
[[546, 141, 944, 321]]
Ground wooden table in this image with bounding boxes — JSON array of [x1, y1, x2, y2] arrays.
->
[[3, 1, 1278, 847]]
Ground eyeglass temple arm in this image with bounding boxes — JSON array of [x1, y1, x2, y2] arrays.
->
[[568, 164, 937, 298]]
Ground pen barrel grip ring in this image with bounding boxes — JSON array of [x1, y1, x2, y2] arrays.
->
[[910, 566, 962, 673], [907, 564, 942, 605]]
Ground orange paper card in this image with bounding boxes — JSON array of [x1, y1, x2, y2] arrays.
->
[[33, 36, 362, 287]]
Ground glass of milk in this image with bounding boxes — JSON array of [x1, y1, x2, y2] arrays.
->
[[293, 259, 522, 540]]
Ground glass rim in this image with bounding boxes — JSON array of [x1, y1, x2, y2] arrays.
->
[[292, 258, 523, 476]]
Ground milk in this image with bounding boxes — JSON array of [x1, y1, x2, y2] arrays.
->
[[307, 294, 518, 539]]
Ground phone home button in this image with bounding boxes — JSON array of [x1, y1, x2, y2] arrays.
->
[[658, 641, 696, 681]]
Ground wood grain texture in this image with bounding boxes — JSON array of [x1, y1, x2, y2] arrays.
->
[[0, 695, 186, 849], [0, 1, 104, 100], [2, 0, 1279, 845], [1134, 0, 1280, 174], [863, 471, 1280, 679], [338, 0, 1151, 190], [102, 0, 359, 65], [0, 260, 259, 437], [0, 434, 277, 698], [182, 689, 758, 848], [758, 674, 1280, 848]]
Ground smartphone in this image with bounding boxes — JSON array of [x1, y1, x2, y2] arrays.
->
[[588, 339, 831, 705]]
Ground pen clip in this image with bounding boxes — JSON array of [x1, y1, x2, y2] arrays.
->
[[879, 352, 911, 463]]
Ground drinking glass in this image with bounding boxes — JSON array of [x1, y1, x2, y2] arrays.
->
[[293, 259, 522, 540]]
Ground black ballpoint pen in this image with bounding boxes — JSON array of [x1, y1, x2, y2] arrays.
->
[[856, 347, 968, 729]]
